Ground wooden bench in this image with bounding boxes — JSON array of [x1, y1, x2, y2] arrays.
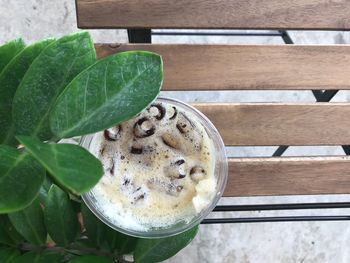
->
[[76, 0, 350, 221]]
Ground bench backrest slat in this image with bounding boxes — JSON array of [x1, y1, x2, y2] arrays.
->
[[96, 44, 350, 90], [77, 0, 350, 30], [194, 103, 350, 146], [226, 157, 350, 196]]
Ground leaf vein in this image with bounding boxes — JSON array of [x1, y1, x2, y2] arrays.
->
[[83, 73, 90, 118], [103, 62, 109, 102]]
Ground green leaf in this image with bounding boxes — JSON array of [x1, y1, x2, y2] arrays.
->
[[13, 32, 96, 140], [0, 38, 55, 146], [38, 252, 64, 263], [12, 251, 39, 263], [44, 185, 79, 246], [134, 226, 199, 263], [81, 204, 138, 253], [0, 145, 45, 213], [12, 251, 63, 263], [17, 136, 103, 194], [0, 219, 13, 246], [81, 204, 108, 249], [69, 194, 82, 214], [38, 174, 53, 204], [8, 198, 47, 245], [0, 247, 20, 263], [0, 39, 25, 73], [0, 215, 23, 246], [68, 255, 114, 263], [50, 51, 163, 138], [116, 234, 138, 255]]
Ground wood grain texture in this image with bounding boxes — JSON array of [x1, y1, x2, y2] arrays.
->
[[225, 156, 350, 196], [96, 44, 350, 90], [193, 103, 350, 146], [76, 0, 350, 30]]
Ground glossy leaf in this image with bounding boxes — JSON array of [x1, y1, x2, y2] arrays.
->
[[13, 32, 96, 140], [0, 39, 54, 145], [38, 174, 53, 204], [44, 185, 79, 246], [50, 51, 163, 138], [17, 136, 103, 194], [12, 251, 63, 263], [0, 215, 23, 246], [0, 38, 25, 73], [8, 198, 47, 245], [81, 204, 108, 249], [68, 255, 114, 263], [12, 252, 39, 263], [69, 194, 82, 213], [134, 226, 199, 263], [0, 145, 45, 213], [116, 234, 138, 255], [0, 247, 20, 263], [0, 217, 13, 246], [81, 204, 138, 253]]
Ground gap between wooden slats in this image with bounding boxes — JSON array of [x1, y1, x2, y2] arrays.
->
[[226, 156, 350, 196], [95, 44, 350, 90], [76, 0, 350, 30]]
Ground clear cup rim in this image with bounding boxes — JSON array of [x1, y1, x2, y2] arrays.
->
[[80, 97, 228, 238]]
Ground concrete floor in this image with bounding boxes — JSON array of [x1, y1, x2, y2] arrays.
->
[[1, 0, 350, 262]]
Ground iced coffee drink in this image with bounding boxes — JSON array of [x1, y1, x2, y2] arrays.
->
[[82, 98, 227, 236]]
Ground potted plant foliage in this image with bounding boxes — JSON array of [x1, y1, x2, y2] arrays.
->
[[0, 32, 198, 263]]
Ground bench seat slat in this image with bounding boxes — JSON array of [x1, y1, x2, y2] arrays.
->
[[77, 0, 350, 30], [226, 157, 350, 196], [194, 103, 350, 146], [96, 44, 350, 90]]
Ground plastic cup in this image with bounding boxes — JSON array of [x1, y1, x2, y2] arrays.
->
[[80, 97, 228, 238]]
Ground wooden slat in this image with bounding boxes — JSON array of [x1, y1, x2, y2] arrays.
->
[[193, 103, 350, 146], [96, 44, 350, 90], [225, 156, 350, 196], [77, 0, 350, 30]]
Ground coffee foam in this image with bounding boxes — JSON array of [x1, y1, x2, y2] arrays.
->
[[88, 101, 217, 231]]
